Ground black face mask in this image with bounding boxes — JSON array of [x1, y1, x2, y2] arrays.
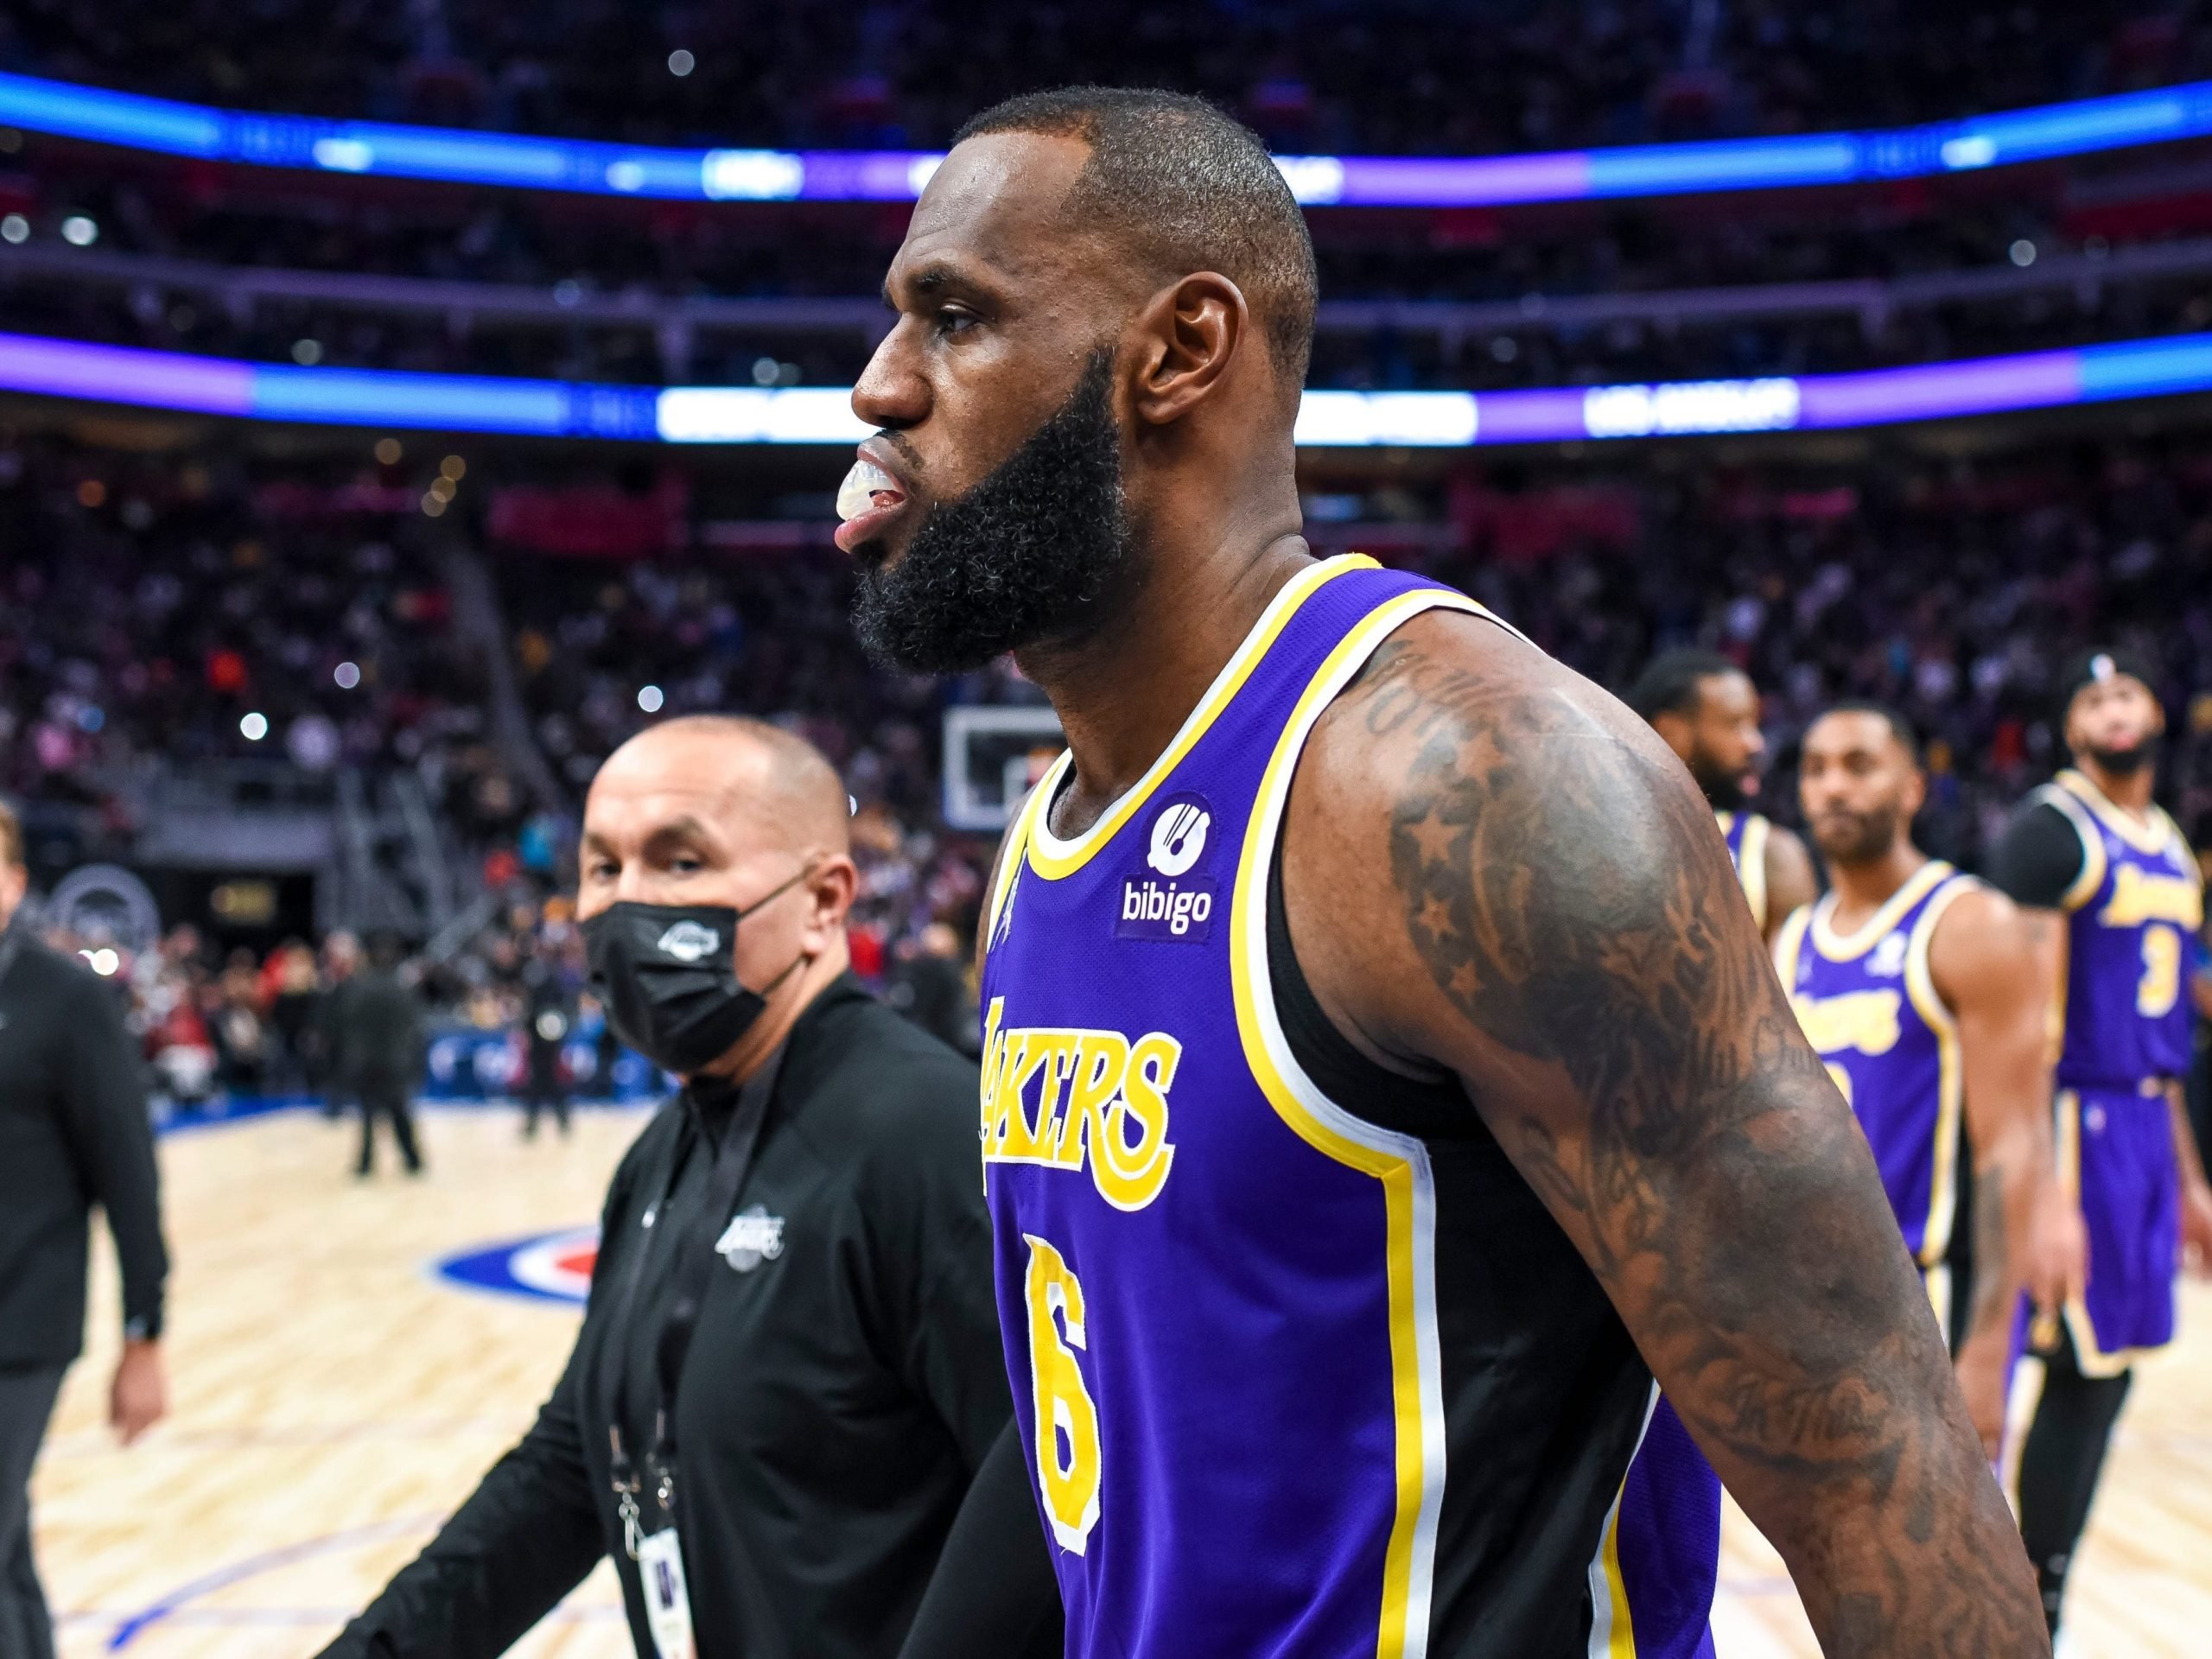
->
[[581, 872, 809, 1076]]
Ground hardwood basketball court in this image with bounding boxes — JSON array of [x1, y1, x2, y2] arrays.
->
[[35, 1105, 2211, 1656]]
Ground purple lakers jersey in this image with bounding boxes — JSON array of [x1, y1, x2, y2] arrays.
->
[[2037, 769, 2203, 1088], [1717, 810, 1773, 934], [1773, 861, 1976, 1267], [978, 556, 1715, 1659]]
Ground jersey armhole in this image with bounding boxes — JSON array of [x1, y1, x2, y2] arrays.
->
[[1738, 814, 1770, 934], [2037, 789, 2108, 913]]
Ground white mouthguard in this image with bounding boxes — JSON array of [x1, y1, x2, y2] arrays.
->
[[836, 457, 903, 523]]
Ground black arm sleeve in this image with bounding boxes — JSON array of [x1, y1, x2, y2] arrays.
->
[[896, 1419, 1063, 1659], [313, 1348, 607, 1659], [58, 977, 168, 1341], [1985, 799, 2088, 911]]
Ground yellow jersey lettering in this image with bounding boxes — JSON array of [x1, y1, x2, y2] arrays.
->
[[1023, 1234, 1103, 1553], [2099, 864, 2204, 930], [1791, 988, 1904, 1058], [983, 1018, 1179, 1210]]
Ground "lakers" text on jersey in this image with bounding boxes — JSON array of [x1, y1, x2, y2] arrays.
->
[[979, 997, 1179, 1211]]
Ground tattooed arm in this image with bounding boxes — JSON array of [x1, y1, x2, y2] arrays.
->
[[1281, 611, 2046, 1657], [1928, 886, 2075, 1455]]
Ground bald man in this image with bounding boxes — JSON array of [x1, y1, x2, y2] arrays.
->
[[321, 718, 1056, 1659]]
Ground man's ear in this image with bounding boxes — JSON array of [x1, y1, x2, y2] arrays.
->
[[804, 855, 861, 943], [1128, 272, 1249, 429]]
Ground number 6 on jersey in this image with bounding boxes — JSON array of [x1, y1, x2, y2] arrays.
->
[[1023, 1234, 1102, 1553]]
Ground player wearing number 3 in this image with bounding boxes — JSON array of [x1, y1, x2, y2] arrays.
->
[[843, 88, 2045, 1657], [1987, 648, 2212, 1643]]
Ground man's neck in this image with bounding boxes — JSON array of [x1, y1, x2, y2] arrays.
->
[[697, 944, 847, 1087], [2074, 756, 2156, 817], [1825, 839, 1929, 931], [1021, 527, 1313, 838]]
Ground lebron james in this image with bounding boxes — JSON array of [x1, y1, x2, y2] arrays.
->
[[838, 87, 2044, 1658]]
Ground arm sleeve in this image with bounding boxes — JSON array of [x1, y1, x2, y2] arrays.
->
[[313, 1349, 607, 1659], [896, 1419, 1063, 1659], [1984, 799, 2087, 910], [57, 977, 168, 1341]]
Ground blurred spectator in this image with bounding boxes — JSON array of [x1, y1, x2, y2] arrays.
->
[[315, 930, 362, 1122], [884, 921, 976, 1057], [515, 930, 577, 1140], [262, 938, 321, 1095], [337, 932, 426, 1178]]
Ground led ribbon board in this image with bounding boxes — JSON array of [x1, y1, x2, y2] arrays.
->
[[5, 330, 2212, 445], [4, 70, 2212, 206]]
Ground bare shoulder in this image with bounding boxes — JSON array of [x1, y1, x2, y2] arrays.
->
[[1763, 821, 1819, 906], [1927, 880, 2030, 1003], [1285, 605, 1752, 1075]]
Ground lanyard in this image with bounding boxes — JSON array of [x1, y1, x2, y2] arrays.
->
[[604, 1044, 784, 1558]]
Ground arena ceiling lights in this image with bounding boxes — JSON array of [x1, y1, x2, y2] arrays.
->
[[7, 329, 2212, 448], [3, 70, 2211, 207]]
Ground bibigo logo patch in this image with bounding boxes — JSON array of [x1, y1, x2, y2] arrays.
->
[[1120, 793, 1217, 942]]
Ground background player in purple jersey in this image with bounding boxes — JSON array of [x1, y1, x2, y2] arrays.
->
[[1627, 650, 1818, 945], [841, 86, 2045, 1656], [1988, 648, 2212, 1641], [1789, 703, 2084, 1454]]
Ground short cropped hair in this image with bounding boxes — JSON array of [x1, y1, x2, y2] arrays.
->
[[1624, 649, 1744, 723], [0, 796, 21, 870], [954, 86, 1319, 390], [1815, 700, 1921, 766]]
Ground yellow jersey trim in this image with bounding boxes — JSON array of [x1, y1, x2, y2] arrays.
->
[[1584, 1385, 1658, 1659], [981, 776, 1052, 962], [2056, 768, 2175, 857], [1024, 554, 1380, 881], [2037, 781, 2112, 915], [1904, 875, 1976, 1266], [1736, 812, 1771, 935], [1230, 582, 1505, 1659], [1808, 859, 1955, 963], [1770, 903, 1813, 988]]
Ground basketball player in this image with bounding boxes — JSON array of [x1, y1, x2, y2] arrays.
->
[[1992, 649, 2212, 1638], [1782, 703, 2082, 1454], [1628, 649, 1818, 944], [842, 88, 2044, 1655]]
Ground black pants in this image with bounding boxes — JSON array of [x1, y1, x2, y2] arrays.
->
[[521, 1075, 569, 1138], [357, 1079, 423, 1175], [2017, 1326, 2134, 1635], [0, 1364, 65, 1659]]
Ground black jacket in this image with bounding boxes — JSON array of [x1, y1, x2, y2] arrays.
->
[[334, 967, 427, 1090], [0, 922, 168, 1365], [320, 975, 1054, 1659]]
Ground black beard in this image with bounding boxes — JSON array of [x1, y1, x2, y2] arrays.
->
[[850, 352, 1135, 675], [2086, 734, 2158, 777], [1688, 753, 1751, 814], [1813, 804, 1903, 868]]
